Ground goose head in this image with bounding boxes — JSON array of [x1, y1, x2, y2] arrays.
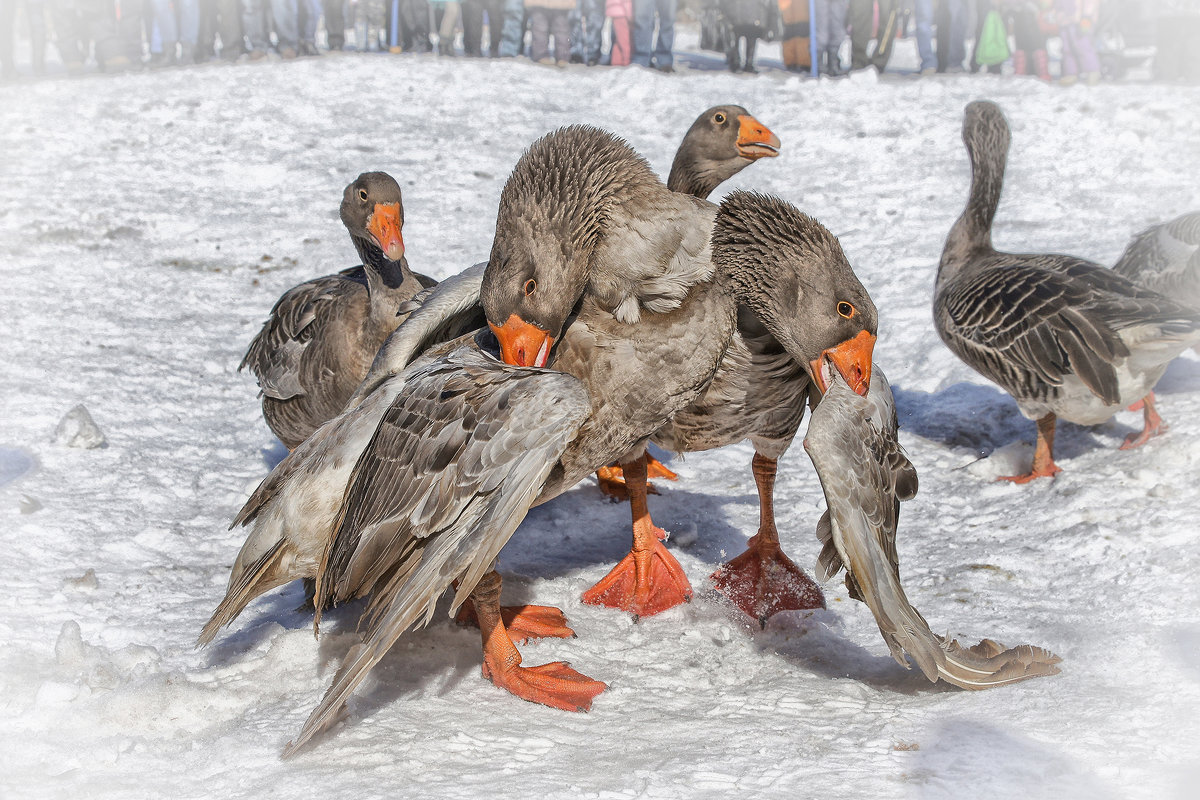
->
[[340, 172, 406, 264], [962, 100, 1011, 178], [668, 105, 781, 199], [483, 126, 660, 367], [712, 190, 877, 397]]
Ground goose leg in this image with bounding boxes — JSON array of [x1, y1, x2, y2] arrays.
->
[[455, 593, 576, 645], [474, 570, 607, 711], [1120, 392, 1168, 450], [594, 453, 678, 500], [1000, 413, 1062, 483], [711, 453, 825, 625], [581, 454, 693, 617]]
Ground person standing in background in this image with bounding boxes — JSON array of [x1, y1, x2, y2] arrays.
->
[[196, 0, 246, 60], [607, 0, 631, 63], [323, 0, 345, 48], [567, 0, 603, 63], [721, 0, 775, 72], [777, 0, 811, 72], [631, 0, 674, 71], [243, 0, 300, 57], [525, 0, 570, 62], [813, 0, 847, 74], [461, 0, 504, 54], [848, 0, 899, 72], [150, 0, 200, 63], [1050, 0, 1099, 84]]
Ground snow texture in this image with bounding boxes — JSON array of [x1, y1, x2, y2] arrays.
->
[[2, 34, 1199, 800]]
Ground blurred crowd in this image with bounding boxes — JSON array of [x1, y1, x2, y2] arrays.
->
[[1, 0, 1196, 81]]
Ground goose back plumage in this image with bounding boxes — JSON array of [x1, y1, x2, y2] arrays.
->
[[1111, 211, 1200, 308]]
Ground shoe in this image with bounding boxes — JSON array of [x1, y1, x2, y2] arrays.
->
[[569, 53, 583, 63], [247, 49, 268, 61], [741, 64, 757, 74], [300, 41, 320, 56], [537, 56, 555, 65], [920, 66, 936, 77], [1059, 73, 1077, 86], [1084, 70, 1100, 85], [656, 63, 674, 73], [279, 46, 298, 58], [586, 57, 599, 66]]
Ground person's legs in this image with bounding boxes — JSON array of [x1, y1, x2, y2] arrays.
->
[[528, 6, 547, 59], [460, 0, 482, 53], [630, 0, 651, 64], [913, 0, 934, 71], [269, 0, 298, 51], [650, 0, 671, 67], [846, 0, 871, 70], [581, 0, 600, 61], [152, 0, 179, 52], [550, 4, 567, 60]]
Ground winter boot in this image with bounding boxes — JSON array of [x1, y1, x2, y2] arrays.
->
[[1013, 49, 1027, 75]]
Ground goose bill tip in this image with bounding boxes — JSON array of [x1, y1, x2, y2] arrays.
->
[[812, 331, 875, 397], [366, 203, 405, 261], [490, 314, 554, 368], [736, 114, 782, 159]]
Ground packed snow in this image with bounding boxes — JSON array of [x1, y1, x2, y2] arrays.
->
[[2, 33, 1199, 800]]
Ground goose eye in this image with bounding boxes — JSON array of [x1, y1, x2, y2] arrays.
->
[[713, 112, 726, 124], [358, 189, 369, 202], [524, 278, 537, 297], [837, 301, 855, 319]]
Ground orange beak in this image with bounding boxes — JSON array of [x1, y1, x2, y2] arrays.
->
[[736, 115, 781, 160], [810, 330, 875, 397], [366, 202, 405, 261], [490, 314, 554, 368]]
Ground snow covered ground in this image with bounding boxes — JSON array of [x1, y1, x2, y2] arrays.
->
[[2, 33, 1199, 800]]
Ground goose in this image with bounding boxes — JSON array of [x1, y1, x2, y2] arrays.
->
[[1111, 211, 1200, 308], [239, 172, 435, 450], [804, 365, 1062, 688], [933, 101, 1200, 482], [597, 103, 782, 498], [269, 130, 874, 754], [593, 195, 877, 622]]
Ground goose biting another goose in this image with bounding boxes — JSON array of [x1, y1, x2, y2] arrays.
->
[[934, 101, 1200, 483], [647, 194, 877, 623], [239, 172, 435, 450], [286, 133, 877, 752]]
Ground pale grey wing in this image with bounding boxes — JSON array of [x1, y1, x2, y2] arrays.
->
[[1111, 212, 1200, 306], [805, 376, 1059, 689], [347, 262, 488, 408], [285, 345, 589, 757], [240, 272, 365, 400]]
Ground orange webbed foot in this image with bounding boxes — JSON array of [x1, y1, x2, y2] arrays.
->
[[482, 659, 608, 712], [457, 600, 576, 644], [711, 537, 825, 624], [581, 536, 692, 618], [1120, 399, 1168, 450], [997, 464, 1062, 483], [594, 454, 676, 501]]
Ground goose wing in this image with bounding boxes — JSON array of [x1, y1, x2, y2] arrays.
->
[[1111, 212, 1200, 306], [347, 262, 489, 408], [812, 370, 916, 593], [805, 371, 1060, 690], [286, 341, 590, 755], [937, 256, 1180, 405], [240, 269, 367, 400]]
